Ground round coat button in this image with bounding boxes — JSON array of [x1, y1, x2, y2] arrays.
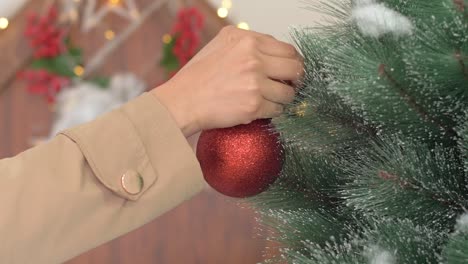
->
[[121, 170, 144, 195]]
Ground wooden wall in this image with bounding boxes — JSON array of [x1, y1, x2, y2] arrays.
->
[[0, 0, 277, 263]]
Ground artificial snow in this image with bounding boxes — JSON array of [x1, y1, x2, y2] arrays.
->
[[353, 0, 376, 6], [367, 246, 396, 264], [456, 213, 468, 232], [49, 73, 146, 137], [351, 3, 413, 38]]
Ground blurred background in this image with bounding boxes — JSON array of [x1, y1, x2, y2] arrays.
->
[[0, 0, 319, 263]]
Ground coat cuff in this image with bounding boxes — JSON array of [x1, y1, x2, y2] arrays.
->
[[60, 92, 204, 201]]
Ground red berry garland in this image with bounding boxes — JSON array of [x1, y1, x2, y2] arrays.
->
[[159, 7, 205, 80], [18, 5, 112, 104], [17, 69, 70, 104], [25, 6, 66, 59], [171, 7, 204, 66], [18, 5, 76, 104]]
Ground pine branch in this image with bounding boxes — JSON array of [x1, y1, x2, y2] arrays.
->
[[379, 170, 466, 210], [378, 63, 457, 138], [453, 0, 467, 14], [455, 51, 468, 81]]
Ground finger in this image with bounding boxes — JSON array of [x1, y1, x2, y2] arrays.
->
[[260, 79, 297, 105], [260, 54, 305, 81], [232, 28, 274, 43], [257, 37, 300, 59], [246, 31, 300, 59], [257, 100, 285, 119], [233, 28, 300, 59]]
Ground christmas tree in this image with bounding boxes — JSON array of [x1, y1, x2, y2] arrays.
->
[[253, 0, 468, 263]]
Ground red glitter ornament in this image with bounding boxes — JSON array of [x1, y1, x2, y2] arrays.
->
[[196, 119, 284, 198]]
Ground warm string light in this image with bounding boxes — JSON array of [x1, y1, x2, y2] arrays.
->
[[215, 1, 250, 31], [74, 65, 85, 76], [105, 30, 115, 40], [294, 101, 309, 117], [221, 0, 232, 9], [217, 7, 228, 18], [237, 22, 249, 30], [162, 34, 172, 44], [107, 0, 139, 18], [108, 0, 121, 6], [82, 0, 141, 32], [0, 17, 9, 30], [217, 0, 230, 18]]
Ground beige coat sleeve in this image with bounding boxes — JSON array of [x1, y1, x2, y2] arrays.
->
[[0, 92, 206, 263]]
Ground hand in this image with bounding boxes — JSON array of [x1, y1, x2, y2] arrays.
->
[[151, 26, 304, 138]]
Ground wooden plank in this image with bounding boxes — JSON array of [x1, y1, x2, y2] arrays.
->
[[67, 191, 267, 264]]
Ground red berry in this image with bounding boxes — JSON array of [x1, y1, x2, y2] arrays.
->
[[50, 79, 62, 92], [28, 84, 47, 93], [24, 5, 66, 59], [48, 6, 58, 20], [46, 94, 55, 104]]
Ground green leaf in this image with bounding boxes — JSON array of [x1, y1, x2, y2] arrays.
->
[[30, 55, 77, 77], [29, 44, 84, 77], [68, 48, 83, 65], [90, 77, 110, 88], [30, 59, 53, 70], [159, 36, 180, 72]]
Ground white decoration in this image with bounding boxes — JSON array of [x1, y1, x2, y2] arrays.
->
[[456, 213, 468, 232], [60, 0, 81, 23], [351, 2, 414, 38], [59, 0, 167, 77], [49, 73, 146, 137], [353, 0, 376, 6], [81, 0, 140, 32], [60, 0, 140, 31], [370, 251, 395, 264], [0, 0, 28, 18], [367, 246, 395, 264]]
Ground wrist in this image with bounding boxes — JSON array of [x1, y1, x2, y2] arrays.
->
[[150, 84, 201, 138]]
